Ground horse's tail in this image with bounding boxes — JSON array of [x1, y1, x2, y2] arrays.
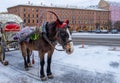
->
[[47, 11, 62, 24]]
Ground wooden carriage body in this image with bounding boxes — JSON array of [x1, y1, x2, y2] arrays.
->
[[0, 14, 24, 65]]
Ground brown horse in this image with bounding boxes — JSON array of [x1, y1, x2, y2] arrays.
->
[[19, 11, 74, 81]]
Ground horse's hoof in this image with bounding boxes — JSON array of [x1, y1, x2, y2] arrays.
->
[[47, 74, 54, 79], [40, 76, 47, 81], [2, 60, 9, 66], [25, 67, 29, 71], [28, 63, 32, 67]]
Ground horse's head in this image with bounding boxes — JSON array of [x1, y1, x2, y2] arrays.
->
[[55, 20, 74, 54], [47, 11, 74, 54]]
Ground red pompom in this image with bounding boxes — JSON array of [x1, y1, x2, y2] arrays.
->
[[56, 20, 69, 28], [64, 20, 69, 24], [60, 23, 67, 28]]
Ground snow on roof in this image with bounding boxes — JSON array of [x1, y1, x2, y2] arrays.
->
[[85, 5, 108, 11], [0, 14, 23, 24], [16, 3, 108, 11]]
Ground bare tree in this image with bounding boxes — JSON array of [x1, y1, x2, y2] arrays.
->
[[104, 20, 112, 31], [114, 21, 120, 31], [95, 23, 100, 29]]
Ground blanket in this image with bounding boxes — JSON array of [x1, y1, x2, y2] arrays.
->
[[13, 26, 37, 42]]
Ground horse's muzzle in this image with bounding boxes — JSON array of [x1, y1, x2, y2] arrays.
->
[[65, 42, 74, 54]]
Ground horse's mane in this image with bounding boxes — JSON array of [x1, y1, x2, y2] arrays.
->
[[47, 21, 56, 28], [46, 21, 57, 39]]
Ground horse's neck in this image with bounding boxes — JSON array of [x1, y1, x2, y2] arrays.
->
[[47, 23, 57, 41]]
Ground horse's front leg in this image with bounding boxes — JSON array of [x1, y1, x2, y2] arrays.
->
[[20, 43, 28, 70], [47, 50, 54, 79], [39, 51, 46, 81]]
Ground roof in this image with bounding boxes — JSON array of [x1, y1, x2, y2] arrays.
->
[[8, 4, 109, 12], [0, 14, 23, 24], [86, 5, 108, 11]]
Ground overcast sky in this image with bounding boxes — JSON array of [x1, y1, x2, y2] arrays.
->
[[0, 0, 120, 12]]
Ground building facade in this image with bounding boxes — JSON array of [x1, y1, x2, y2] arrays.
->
[[7, 4, 110, 31], [98, 0, 120, 23]]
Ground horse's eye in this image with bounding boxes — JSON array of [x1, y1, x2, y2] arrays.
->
[[61, 32, 66, 36], [61, 32, 69, 38], [66, 33, 69, 38]]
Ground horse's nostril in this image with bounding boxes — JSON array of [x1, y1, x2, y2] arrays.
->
[[68, 49, 71, 52]]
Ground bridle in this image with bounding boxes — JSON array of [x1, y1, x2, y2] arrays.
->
[[46, 28, 72, 51], [39, 11, 73, 51], [57, 28, 72, 49]]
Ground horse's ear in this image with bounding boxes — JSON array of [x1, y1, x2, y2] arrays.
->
[[56, 19, 62, 25], [47, 11, 62, 25]]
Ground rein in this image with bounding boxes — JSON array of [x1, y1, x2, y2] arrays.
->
[[54, 40, 72, 51], [58, 30, 72, 48], [47, 31, 65, 51]]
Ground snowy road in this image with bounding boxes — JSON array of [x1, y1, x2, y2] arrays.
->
[[0, 62, 116, 83], [0, 45, 120, 83], [72, 32, 120, 46]]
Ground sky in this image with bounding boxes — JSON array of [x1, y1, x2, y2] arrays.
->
[[0, 0, 120, 12]]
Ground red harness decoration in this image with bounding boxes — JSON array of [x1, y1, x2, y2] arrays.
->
[[60, 23, 67, 28], [56, 19, 69, 28]]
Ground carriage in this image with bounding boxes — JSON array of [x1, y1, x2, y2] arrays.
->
[[0, 14, 24, 65]]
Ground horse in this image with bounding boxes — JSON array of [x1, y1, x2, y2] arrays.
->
[[19, 11, 74, 81]]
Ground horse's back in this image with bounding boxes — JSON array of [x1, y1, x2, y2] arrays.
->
[[20, 36, 53, 52]]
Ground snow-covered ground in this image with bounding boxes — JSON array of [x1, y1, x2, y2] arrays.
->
[[52, 45, 120, 82], [0, 44, 120, 83]]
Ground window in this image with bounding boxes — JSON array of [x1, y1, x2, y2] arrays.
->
[[28, 19, 30, 23], [24, 8, 26, 12], [32, 8, 34, 12], [36, 14, 38, 18], [32, 20, 34, 23], [28, 14, 30, 17], [24, 19, 26, 23], [24, 14, 26, 17], [28, 8, 30, 13], [36, 9, 38, 12], [37, 19, 38, 23]]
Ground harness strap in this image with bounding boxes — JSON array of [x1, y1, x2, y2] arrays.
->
[[43, 31, 65, 51]]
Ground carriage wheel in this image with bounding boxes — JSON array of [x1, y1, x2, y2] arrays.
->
[[0, 42, 9, 66]]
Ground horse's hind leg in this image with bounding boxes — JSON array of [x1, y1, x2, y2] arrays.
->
[[20, 43, 29, 70], [23, 56, 29, 70], [47, 50, 54, 79], [26, 48, 32, 67]]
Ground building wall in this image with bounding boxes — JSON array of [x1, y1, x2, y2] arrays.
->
[[7, 5, 110, 31], [110, 4, 120, 23], [98, 0, 120, 24]]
